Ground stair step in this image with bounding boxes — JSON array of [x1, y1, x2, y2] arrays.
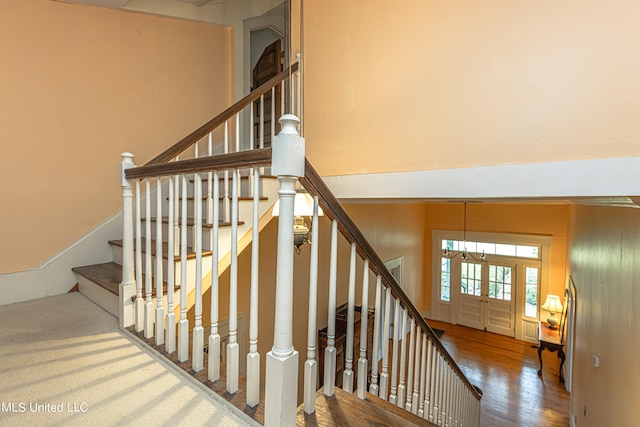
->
[[297, 387, 437, 427], [72, 262, 179, 299], [108, 238, 213, 260]]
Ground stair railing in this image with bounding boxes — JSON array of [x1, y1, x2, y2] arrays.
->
[[118, 56, 481, 426], [300, 160, 482, 427]]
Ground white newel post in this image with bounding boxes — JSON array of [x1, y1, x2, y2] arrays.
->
[[265, 114, 304, 427], [119, 153, 136, 329]]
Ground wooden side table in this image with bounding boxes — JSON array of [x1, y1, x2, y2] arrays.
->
[[538, 322, 565, 382]]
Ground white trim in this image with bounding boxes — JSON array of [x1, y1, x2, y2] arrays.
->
[[0, 210, 122, 306], [431, 230, 551, 342], [324, 157, 640, 201]]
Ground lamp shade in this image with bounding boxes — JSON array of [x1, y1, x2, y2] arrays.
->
[[541, 294, 563, 314]]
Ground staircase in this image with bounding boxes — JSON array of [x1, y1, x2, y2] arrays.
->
[[71, 61, 482, 426]]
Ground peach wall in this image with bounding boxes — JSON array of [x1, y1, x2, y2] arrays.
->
[[423, 203, 570, 311], [302, 0, 640, 176], [568, 205, 640, 426], [0, 0, 233, 274]]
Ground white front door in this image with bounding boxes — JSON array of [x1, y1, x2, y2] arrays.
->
[[457, 259, 516, 337]]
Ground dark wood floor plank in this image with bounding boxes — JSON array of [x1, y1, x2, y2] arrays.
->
[[426, 320, 570, 427]]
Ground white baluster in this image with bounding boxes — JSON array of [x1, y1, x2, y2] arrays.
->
[[165, 176, 176, 353], [235, 114, 241, 195], [119, 153, 136, 329], [155, 177, 164, 345], [303, 196, 320, 414], [249, 101, 255, 196], [441, 362, 449, 424], [398, 308, 409, 408], [412, 329, 421, 415], [323, 219, 338, 397], [134, 179, 143, 332], [424, 339, 433, 419], [192, 172, 204, 372], [177, 175, 189, 362], [418, 333, 427, 418], [223, 122, 230, 222], [144, 179, 154, 339], [342, 243, 356, 393], [207, 134, 213, 225], [246, 167, 261, 408], [259, 95, 265, 150], [208, 170, 221, 382], [429, 342, 438, 422], [389, 298, 401, 404], [379, 287, 392, 400], [403, 316, 414, 411], [296, 53, 302, 129], [173, 164, 180, 258], [369, 275, 382, 396], [434, 354, 442, 425], [271, 87, 276, 139], [357, 259, 369, 400], [226, 168, 239, 393], [265, 115, 303, 427]]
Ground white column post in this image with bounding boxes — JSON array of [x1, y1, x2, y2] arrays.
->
[[303, 196, 320, 414], [265, 115, 304, 427], [356, 259, 370, 399], [119, 153, 136, 329], [342, 243, 356, 393], [323, 220, 338, 397], [402, 315, 413, 410], [369, 275, 382, 396]]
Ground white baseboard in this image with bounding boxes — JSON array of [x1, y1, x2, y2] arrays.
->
[[0, 210, 122, 307]]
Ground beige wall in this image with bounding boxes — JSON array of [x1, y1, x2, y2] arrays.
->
[[423, 203, 570, 311], [302, 0, 640, 176], [568, 205, 640, 426], [0, 0, 233, 274]]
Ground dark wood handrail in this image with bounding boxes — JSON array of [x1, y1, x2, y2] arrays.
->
[[126, 148, 272, 180], [300, 159, 482, 400], [145, 62, 299, 166]]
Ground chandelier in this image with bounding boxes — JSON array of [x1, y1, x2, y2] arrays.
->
[[442, 202, 486, 262]]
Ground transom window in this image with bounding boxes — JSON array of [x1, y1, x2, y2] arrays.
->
[[442, 240, 540, 259]]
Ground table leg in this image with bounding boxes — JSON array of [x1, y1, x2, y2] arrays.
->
[[558, 348, 566, 383], [537, 345, 543, 376]]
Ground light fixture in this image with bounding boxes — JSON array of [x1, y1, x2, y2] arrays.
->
[[541, 294, 564, 329], [443, 202, 486, 262], [272, 188, 324, 255]]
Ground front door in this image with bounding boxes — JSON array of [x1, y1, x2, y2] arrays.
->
[[457, 259, 516, 337], [252, 39, 283, 149]]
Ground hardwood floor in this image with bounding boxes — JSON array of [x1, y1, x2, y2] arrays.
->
[[427, 320, 570, 427]]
